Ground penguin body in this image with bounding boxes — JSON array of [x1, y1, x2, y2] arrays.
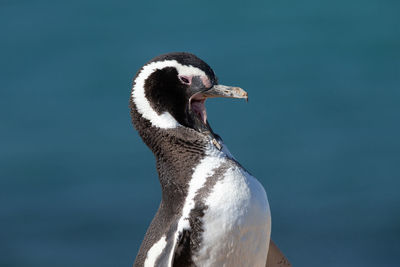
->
[[187, 142, 270, 267], [130, 52, 271, 267]]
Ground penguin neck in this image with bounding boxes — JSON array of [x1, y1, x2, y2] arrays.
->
[[130, 100, 208, 153], [131, 101, 211, 210]]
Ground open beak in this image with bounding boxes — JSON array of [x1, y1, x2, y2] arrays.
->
[[188, 84, 248, 149], [189, 84, 248, 126]]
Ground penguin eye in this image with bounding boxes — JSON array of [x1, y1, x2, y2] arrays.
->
[[179, 75, 191, 85]]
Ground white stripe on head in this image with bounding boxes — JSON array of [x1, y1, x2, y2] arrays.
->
[[144, 235, 167, 267], [132, 60, 207, 129]]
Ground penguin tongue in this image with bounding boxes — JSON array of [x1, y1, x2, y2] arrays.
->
[[190, 99, 207, 124]]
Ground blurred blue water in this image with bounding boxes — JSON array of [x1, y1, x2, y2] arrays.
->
[[1, 0, 399, 266]]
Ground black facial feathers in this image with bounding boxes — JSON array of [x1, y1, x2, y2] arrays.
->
[[144, 67, 192, 127]]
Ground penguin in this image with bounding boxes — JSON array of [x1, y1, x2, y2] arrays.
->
[[129, 52, 291, 267]]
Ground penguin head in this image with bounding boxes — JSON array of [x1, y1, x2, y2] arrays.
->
[[131, 52, 248, 137]]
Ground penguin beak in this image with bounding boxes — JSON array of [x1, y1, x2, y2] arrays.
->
[[202, 84, 248, 101], [189, 84, 248, 126]]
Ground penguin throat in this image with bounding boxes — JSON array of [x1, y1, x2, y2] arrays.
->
[[188, 93, 220, 149], [190, 98, 207, 125]]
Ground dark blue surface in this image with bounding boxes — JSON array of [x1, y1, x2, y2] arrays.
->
[[1, 0, 399, 266]]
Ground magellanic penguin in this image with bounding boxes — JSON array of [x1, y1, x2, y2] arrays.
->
[[130, 52, 291, 267]]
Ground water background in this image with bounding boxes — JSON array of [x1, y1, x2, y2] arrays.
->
[[1, 0, 399, 266]]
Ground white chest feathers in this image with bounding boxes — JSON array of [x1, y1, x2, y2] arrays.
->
[[194, 163, 271, 267], [184, 143, 271, 267], [144, 143, 271, 267]]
